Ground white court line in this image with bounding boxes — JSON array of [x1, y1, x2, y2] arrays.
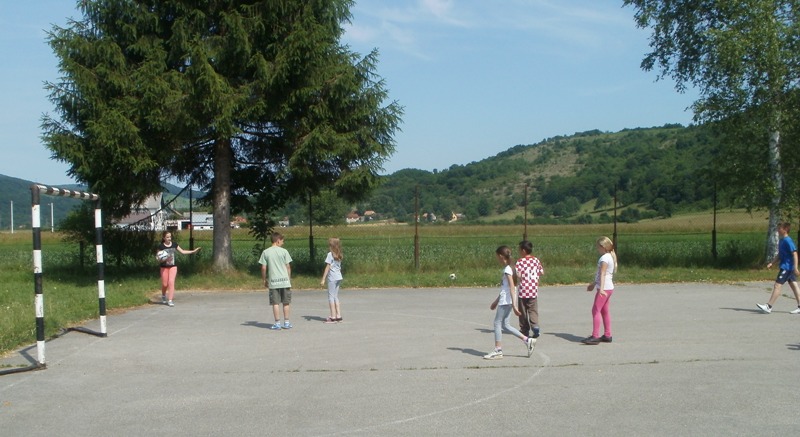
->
[[322, 353, 551, 436], [318, 309, 551, 436]]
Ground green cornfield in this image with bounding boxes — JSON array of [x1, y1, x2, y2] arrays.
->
[[0, 212, 773, 357]]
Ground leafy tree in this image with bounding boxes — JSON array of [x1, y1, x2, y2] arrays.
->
[[309, 191, 350, 226], [476, 198, 491, 217], [60, 203, 156, 267], [43, 0, 401, 270], [650, 197, 673, 218], [624, 0, 800, 259], [594, 189, 612, 210], [619, 207, 641, 223]]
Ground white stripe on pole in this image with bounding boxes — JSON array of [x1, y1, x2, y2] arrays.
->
[[32, 204, 40, 228], [98, 280, 107, 333], [33, 250, 42, 275], [34, 285, 44, 365]]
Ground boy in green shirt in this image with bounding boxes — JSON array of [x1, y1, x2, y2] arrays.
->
[[258, 232, 293, 330]]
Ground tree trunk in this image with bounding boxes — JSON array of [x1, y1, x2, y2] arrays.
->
[[765, 127, 782, 262], [211, 138, 234, 271]]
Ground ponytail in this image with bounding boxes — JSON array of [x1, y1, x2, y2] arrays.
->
[[597, 236, 618, 271]]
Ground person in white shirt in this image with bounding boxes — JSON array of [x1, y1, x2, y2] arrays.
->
[[320, 238, 344, 323], [583, 236, 617, 345]]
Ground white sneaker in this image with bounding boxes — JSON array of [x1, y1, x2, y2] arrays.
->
[[161, 295, 167, 304], [757, 303, 771, 314], [483, 349, 503, 360], [167, 301, 174, 307], [790, 307, 800, 314], [526, 337, 536, 358]]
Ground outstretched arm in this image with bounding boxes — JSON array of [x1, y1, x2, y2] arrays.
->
[[176, 245, 201, 255]]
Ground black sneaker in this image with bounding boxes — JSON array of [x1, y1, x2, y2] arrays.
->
[[581, 336, 600, 345], [599, 335, 612, 343]]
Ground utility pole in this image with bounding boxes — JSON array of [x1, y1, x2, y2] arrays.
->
[[414, 186, 420, 270], [523, 183, 528, 241], [189, 187, 194, 250], [308, 192, 315, 262]]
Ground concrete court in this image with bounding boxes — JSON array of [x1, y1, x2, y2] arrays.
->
[[1, 282, 799, 437]]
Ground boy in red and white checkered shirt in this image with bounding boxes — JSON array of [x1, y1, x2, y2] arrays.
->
[[515, 240, 544, 339]]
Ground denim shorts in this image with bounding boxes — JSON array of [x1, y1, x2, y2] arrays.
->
[[776, 269, 797, 284]]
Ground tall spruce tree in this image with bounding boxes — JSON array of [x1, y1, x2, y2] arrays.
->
[[624, 0, 800, 260], [43, 0, 401, 270]]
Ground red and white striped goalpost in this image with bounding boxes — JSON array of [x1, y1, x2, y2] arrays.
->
[[5, 184, 106, 374]]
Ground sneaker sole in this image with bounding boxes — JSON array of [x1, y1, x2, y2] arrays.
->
[[527, 340, 536, 357]]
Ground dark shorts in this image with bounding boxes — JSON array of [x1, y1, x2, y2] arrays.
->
[[269, 288, 292, 305], [776, 269, 797, 284]]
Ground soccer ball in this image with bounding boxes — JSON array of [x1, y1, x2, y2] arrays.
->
[[449, 273, 456, 280], [156, 250, 169, 261]]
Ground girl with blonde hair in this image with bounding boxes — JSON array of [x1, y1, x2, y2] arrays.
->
[[321, 238, 344, 323], [583, 236, 617, 345]]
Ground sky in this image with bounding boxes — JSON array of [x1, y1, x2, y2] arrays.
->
[[0, 0, 698, 185]]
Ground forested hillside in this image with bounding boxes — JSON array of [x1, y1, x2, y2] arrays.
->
[[0, 175, 85, 230], [356, 123, 721, 224]]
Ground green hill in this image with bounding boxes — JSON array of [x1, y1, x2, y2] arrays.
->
[[0, 175, 87, 230], [363, 123, 718, 224]]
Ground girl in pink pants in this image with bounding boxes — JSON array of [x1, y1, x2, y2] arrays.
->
[[582, 236, 617, 345], [156, 231, 201, 307]]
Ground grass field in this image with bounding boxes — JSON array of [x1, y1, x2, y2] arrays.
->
[[0, 210, 776, 357]]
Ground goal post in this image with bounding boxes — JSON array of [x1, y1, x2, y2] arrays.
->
[[1, 184, 105, 375]]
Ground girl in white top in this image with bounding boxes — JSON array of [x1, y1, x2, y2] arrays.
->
[[320, 238, 344, 323], [484, 246, 536, 360], [583, 236, 617, 345]]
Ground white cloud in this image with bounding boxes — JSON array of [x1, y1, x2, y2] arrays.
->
[[418, 0, 469, 26], [344, 1, 640, 62], [420, 0, 453, 18]]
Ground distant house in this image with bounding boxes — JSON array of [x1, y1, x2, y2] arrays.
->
[[231, 215, 247, 228], [363, 210, 377, 221], [345, 211, 360, 224], [114, 194, 171, 231], [449, 212, 465, 223], [166, 212, 214, 230], [422, 212, 437, 222], [188, 213, 214, 230], [278, 216, 290, 227]]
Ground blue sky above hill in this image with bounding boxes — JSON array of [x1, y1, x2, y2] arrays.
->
[[0, 0, 697, 185]]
